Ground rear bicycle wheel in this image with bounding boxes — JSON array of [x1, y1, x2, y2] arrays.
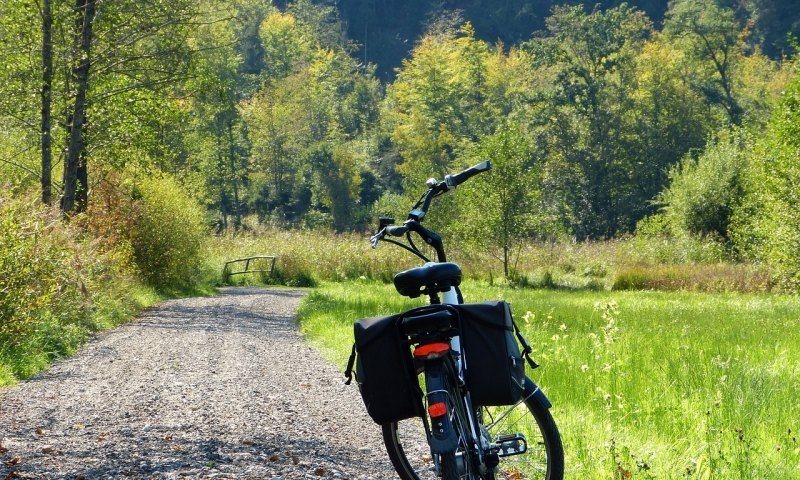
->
[[382, 377, 563, 480], [383, 357, 477, 479]]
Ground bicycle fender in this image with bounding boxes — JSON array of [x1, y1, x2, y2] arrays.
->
[[425, 363, 459, 454], [525, 378, 553, 409]]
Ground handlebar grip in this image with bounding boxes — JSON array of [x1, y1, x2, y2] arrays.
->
[[386, 225, 409, 237], [445, 160, 492, 188]]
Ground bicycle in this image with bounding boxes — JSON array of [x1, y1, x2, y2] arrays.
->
[[345, 160, 564, 480]]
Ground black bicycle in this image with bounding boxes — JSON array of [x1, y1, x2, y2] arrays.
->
[[346, 160, 564, 480]]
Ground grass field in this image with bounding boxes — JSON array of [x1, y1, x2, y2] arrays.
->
[[207, 228, 772, 292], [297, 281, 800, 479]]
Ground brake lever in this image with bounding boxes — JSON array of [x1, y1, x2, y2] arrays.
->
[[370, 228, 386, 249]]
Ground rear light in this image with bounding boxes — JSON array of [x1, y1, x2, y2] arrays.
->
[[428, 402, 447, 418], [413, 342, 450, 359]]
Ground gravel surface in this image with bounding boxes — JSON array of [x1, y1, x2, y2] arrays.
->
[[0, 287, 399, 479]]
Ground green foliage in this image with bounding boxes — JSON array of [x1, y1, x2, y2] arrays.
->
[[335, 0, 799, 81], [0, 188, 157, 384], [732, 68, 800, 289], [524, 4, 660, 238], [656, 130, 750, 239], [241, 5, 383, 229], [386, 22, 493, 187], [456, 125, 562, 278], [129, 174, 210, 290], [663, 0, 744, 124], [0, 194, 86, 377]]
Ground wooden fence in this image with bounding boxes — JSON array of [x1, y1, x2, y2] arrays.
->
[[222, 256, 276, 283]]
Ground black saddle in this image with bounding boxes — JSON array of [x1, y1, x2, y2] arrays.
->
[[393, 262, 462, 298]]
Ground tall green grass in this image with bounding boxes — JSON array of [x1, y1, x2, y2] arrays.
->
[[0, 191, 164, 385], [297, 281, 800, 479], [211, 228, 771, 292]]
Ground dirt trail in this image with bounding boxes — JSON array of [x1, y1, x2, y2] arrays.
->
[[0, 287, 398, 479]]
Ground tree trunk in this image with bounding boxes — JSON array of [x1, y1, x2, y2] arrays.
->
[[227, 120, 242, 230], [61, 0, 97, 214], [41, 0, 53, 205], [76, 121, 89, 212]]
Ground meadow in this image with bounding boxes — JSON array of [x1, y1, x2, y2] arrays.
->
[[297, 280, 800, 479], [207, 227, 772, 293]]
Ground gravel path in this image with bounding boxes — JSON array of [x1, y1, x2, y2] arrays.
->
[[0, 287, 399, 479]]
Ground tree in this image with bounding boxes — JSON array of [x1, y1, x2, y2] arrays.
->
[[628, 39, 714, 218], [242, 4, 382, 229], [663, 0, 745, 125], [386, 22, 492, 187], [40, 0, 54, 205], [60, 0, 97, 214], [455, 125, 558, 278], [0, 2, 48, 190], [731, 69, 800, 289], [525, 4, 652, 238], [188, 9, 249, 230]]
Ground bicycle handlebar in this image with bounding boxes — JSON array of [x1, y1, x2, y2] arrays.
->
[[370, 160, 491, 258], [445, 160, 492, 189]]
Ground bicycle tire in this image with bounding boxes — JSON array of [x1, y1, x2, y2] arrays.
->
[[440, 358, 477, 480], [382, 376, 564, 480]]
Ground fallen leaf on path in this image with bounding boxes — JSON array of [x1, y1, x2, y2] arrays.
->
[[5, 456, 21, 466], [314, 467, 326, 476], [6, 472, 35, 479], [269, 454, 279, 462]]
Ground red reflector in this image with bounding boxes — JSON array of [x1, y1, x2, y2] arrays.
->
[[428, 402, 447, 418], [413, 342, 450, 358]]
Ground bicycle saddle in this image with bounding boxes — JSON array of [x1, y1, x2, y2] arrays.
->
[[393, 262, 462, 298]]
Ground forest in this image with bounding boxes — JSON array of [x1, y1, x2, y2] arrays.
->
[[2, 0, 800, 370]]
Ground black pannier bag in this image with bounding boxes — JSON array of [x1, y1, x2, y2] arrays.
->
[[455, 301, 525, 406], [350, 314, 424, 425]]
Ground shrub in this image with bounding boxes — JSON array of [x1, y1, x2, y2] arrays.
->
[[732, 68, 800, 290], [0, 194, 85, 362], [656, 130, 749, 239], [0, 188, 144, 383], [129, 174, 210, 290]]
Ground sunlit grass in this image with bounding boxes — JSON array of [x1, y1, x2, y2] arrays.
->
[[209, 228, 772, 293], [298, 281, 800, 479]]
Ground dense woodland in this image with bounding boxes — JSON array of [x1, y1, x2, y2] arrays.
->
[[2, 0, 800, 287]]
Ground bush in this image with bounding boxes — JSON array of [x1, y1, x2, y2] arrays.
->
[[129, 174, 210, 290], [0, 188, 145, 383], [0, 194, 85, 372], [732, 69, 800, 290], [656, 130, 749, 239]]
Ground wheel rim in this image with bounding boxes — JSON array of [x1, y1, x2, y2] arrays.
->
[[384, 394, 554, 480], [480, 399, 550, 479]]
